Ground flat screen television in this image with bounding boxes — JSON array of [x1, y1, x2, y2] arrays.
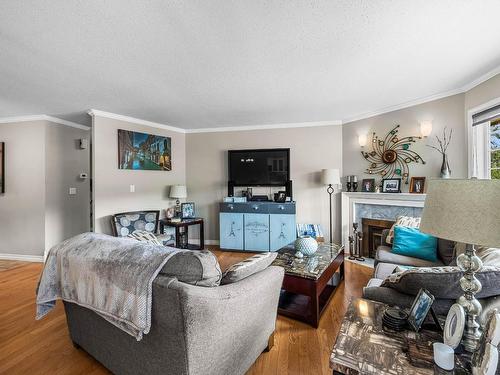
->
[[228, 148, 290, 186]]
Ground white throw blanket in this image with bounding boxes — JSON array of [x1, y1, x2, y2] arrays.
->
[[36, 232, 179, 340]]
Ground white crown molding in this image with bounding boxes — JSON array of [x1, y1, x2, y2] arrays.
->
[[186, 120, 343, 133], [88, 109, 187, 134], [0, 115, 90, 130], [461, 65, 500, 92], [343, 65, 500, 125], [44, 116, 91, 130], [0, 253, 44, 262]]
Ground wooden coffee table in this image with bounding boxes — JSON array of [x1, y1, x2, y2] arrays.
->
[[330, 298, 472, 375], [272, 242, 344, 328]]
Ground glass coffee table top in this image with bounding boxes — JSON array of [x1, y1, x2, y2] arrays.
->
[[272, 242, 343, 280]]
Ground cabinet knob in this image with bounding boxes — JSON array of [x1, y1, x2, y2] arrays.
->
[[253, 206, 259, 210], [228, 205, 234, 210], [279, 206, 284, 210]]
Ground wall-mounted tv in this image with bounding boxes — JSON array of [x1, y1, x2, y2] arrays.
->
[[228, 148, 290, 186]]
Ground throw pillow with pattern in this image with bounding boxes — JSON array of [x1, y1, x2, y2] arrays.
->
[[127, 230, 162, 246], [221, 252, 277, 285], [386, 215, 421, 244]]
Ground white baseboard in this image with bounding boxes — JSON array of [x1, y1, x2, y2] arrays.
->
[[0, 253, 44, 262]]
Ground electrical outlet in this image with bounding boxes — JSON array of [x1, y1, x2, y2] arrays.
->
[[69, 187, 77, 195], [130, 184, 135, 193]]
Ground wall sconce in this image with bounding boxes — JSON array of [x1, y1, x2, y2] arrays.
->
[[358, 134, 368, 147], [420, 120, 433, 137]]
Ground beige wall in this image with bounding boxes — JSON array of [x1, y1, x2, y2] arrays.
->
[[0, 121, 46, 256], [0, 121, 91, 258], [465, 74, 500, 112], [186, 125, 343, 242], [92, 116, 186, 234], [342, 94, 467, 191], [45, 124, 91, 251]]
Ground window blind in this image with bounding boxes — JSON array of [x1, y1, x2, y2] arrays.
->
[[472, 104, 500, 126]]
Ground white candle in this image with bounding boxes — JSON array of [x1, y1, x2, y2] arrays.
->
[[433, 343, 454, 371]]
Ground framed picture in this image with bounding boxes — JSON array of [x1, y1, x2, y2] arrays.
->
[[444, 303, 466, 349], [473, 310, 500, 372], [118, 129, 171, 171], [381, 178, 401, 193], [361, 179, 375, 192], [181, 202, 195, 219], [165, 207, 175, 219], [409, 177, 426, 194], [408, 288, 435, 332], [0, 142, 4, 194]]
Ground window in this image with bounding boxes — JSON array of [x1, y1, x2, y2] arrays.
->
[[469, 102, 500, 179], [491, 119, 500, 179]]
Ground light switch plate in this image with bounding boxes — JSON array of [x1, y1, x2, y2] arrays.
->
[[129, 184, 135, 193], [69, 187, 77, 195]]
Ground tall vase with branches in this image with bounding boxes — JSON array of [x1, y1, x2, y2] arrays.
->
[[427, 127, 453, 178]]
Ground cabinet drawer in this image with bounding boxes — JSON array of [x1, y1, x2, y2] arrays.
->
[[268, 203, 296, 214]]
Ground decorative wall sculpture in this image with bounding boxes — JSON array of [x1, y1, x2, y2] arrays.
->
[[361, 125, 425, 184]]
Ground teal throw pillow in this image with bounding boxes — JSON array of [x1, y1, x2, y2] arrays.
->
[[392, 225, 438, 262]]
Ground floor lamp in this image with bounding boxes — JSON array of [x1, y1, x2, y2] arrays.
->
[[321, 169, 341, 244], [420, 179, 500, 352]]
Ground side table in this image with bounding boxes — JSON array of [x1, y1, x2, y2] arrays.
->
[[330, 298, 471, 374], [159, 218, 204, 250]]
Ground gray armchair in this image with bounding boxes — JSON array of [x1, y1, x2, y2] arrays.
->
[[64, 266, 284, 375]]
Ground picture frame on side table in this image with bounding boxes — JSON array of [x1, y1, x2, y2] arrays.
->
[[408, 288, 435, 332], [409, 177, 426, 194], [443, 303, 465, 349], [181, 202, 195, 219], [381, 178, 401, 193], [361, 179, 375, 192]]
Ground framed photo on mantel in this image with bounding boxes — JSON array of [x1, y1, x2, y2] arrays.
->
[[361, 178, 375, 192], [409, 177, 426, 194], [381, 178, 401, 193]]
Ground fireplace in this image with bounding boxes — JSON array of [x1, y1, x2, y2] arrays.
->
[[341, 192, 426, 255], [361, 218, 394, 258]]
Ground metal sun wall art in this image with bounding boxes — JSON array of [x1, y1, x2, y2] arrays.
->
[[361, 125, 425, 184]]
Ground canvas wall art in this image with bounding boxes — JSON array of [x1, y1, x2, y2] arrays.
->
[[0, 142, 4, 194], [118, 129, 171, 171]]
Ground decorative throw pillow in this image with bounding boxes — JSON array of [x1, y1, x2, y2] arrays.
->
[[221, 252, 277, 285], [392, 226, 438, 262], [127, 230, 162, 246], [161, 250, 222, 287], [381, 265, 500, 299], [386, 215, 421, 244]]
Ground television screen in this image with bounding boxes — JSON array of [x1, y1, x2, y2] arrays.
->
[[228, 148, 290, 186]]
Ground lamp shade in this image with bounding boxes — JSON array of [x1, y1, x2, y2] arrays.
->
[[321, 169, 341, 186], [169, 185, 187, 199], [420, 179, 500, 248]]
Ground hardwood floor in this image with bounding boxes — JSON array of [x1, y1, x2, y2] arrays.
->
[[0, 250, 371, 375]]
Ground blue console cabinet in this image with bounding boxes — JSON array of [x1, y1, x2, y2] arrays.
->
[[219, 202, 296, 252]]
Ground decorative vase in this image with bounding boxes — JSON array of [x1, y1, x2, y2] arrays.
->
[[440, 154, 452, 179], [294, 236, 318, 256]]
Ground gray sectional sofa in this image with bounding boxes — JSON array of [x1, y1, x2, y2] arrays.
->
[[64, 253, 284, 375], [363, 229, 500, 318]]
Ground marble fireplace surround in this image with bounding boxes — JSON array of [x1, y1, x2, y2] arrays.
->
[[341, 192, 426, 248]]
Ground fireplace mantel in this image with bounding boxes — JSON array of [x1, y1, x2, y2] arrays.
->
[[341, 192, 426, 247]]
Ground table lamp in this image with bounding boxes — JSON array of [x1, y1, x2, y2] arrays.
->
[[321, 169, 341, 244], [170, 185, 187, 217], [420, 179, 500, 352]]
